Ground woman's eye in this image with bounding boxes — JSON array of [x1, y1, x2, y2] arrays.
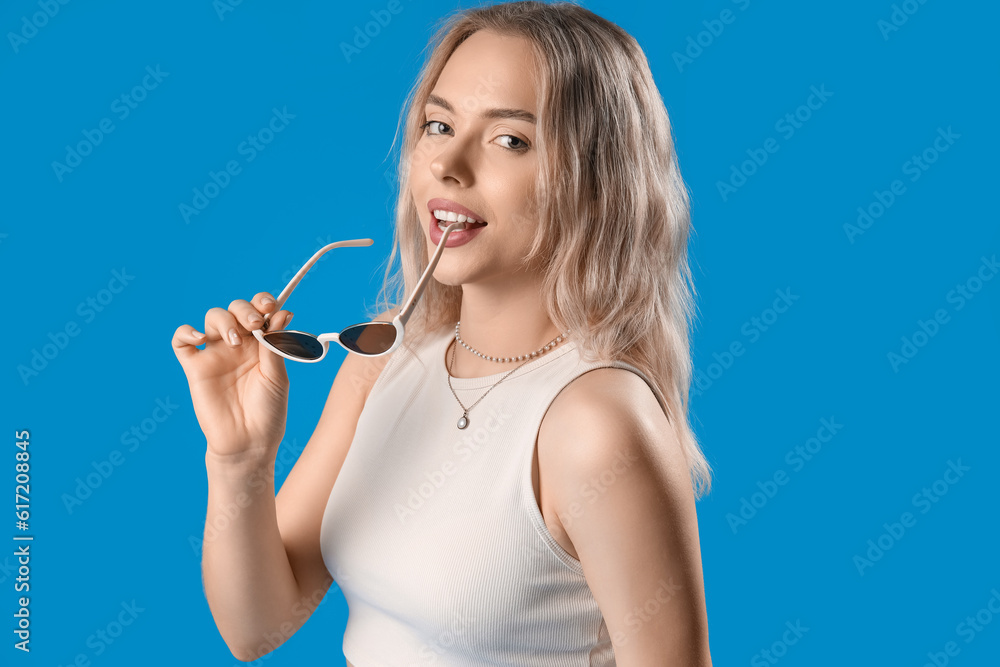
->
[[420, 120, 451, 136], [496, 134, 529, 151]]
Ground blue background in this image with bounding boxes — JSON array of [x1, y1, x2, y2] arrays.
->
[[3, 0, 998, 665]]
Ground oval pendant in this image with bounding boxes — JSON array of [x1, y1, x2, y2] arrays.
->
[[457, 415, 469, 429]]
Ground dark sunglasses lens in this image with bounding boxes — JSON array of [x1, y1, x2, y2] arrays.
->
[[262, 331, 324, 360], [340, 322, 397, 355]]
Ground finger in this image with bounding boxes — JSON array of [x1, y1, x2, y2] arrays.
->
[[172, 324, 207, 363], [228, 298, 267, 334], [252, 292, 278, 314], [254, 292, 282, 329], [204, 307, 245, 347], [258, 309, 294, 384]]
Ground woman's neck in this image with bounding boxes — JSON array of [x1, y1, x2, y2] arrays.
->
[[445, 280, 567, 379]]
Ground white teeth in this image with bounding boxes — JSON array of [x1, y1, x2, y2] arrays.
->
[[433, 209, 479, 223]]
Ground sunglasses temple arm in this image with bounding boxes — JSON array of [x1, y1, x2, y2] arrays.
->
[[261, 238, 374, 331], [397, 222, 463, 326]]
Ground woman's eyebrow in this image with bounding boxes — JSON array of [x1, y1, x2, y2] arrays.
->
[[426, 93, 536, 124]]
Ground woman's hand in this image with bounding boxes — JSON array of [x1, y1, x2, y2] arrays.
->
[[171, 292, 294, 460]]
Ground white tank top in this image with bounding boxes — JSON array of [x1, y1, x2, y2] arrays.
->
[[320, 323, 666, 666]]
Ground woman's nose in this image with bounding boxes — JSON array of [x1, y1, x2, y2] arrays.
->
[[429, 141, 474, 185]]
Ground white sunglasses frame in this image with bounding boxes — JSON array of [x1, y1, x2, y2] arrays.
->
[[252, 220, 466, 363]]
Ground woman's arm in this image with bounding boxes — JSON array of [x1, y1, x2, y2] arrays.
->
[[538, 368, 712, 667], [202, 342, 392, 661]]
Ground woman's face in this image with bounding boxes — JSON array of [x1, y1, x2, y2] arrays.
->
[[408, 30, 541, 287]]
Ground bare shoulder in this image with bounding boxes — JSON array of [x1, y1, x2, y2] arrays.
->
[[541, 367, 675, 461], [537, 366, 689, 519]]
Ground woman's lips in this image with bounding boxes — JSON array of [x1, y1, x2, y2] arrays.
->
[[427, 198, 486, 222]]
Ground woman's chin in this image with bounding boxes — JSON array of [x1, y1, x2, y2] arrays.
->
[[433, 272, 469, 288], [436, 264, 490, 289]]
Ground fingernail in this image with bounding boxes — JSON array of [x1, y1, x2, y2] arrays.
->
[[247, 312, 263, 325], [261, 296, 275, 306], [228, 328, 241, 346], [286, 313, 294, 324], [192, 330, 205, 338]]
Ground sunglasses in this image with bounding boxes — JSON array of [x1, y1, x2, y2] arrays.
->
[[252, 220, 465, 362]]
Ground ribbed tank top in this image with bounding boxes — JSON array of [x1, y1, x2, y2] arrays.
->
[[319, 323, 668, 666]]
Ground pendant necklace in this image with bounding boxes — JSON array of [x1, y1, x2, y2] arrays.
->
[[446, 321, 570, 429]]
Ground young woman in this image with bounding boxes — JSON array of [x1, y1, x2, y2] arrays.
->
[[172, 2, 713, 665]]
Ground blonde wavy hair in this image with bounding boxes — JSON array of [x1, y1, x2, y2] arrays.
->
[[369, 0, 712, 498]]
